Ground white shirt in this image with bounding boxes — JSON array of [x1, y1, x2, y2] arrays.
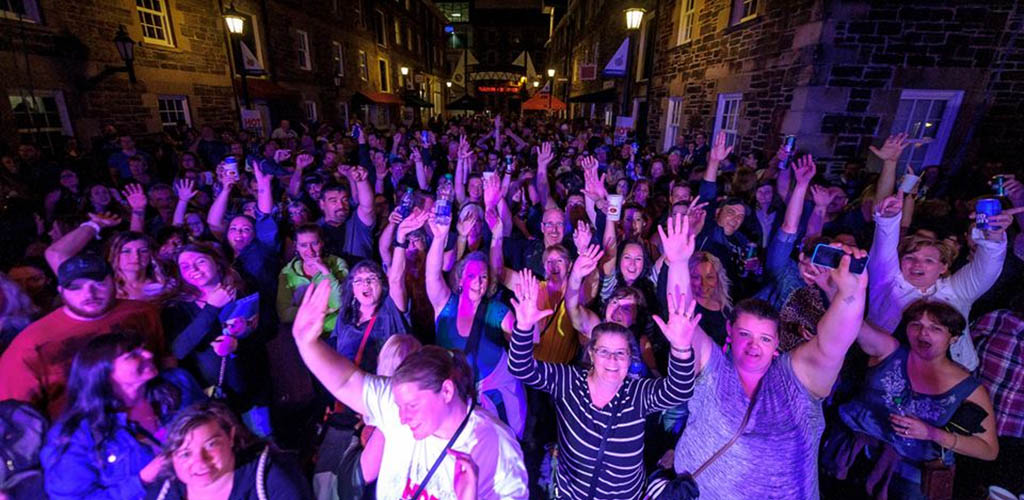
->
[[361, 375, 529, 500]]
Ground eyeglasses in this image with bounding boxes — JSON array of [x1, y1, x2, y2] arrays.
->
[[591, 348, 629, 361], [352, 276, 380, 287]]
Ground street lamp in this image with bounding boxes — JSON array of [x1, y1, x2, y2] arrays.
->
[[546, 69, 555, 112], [113, 25, 137, 83], [446, 81, 452, 88], [223, 2, 250, 111], [400, 66, 409, 76], [533, 81, 539, 87], [547, 68, 555, 78], [621, 7, 645, 125]]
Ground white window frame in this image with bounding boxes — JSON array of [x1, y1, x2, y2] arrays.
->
[[890, 89, 964, 172], [677, 0, 696, 45], [331, 41, 345, 77], [136, 0, 175, 47], [303, 100, 318, 122], [378, 58, 390, 92], [157, 95, 192, 130], [664, 97, 684, 152], [713, 93, 742, 149], [358, 50, 369, 81], [1, 0, 41, 22], [8, 90, 73, 155], [296, 29, 311, 70], [731, 0, 758, 25]]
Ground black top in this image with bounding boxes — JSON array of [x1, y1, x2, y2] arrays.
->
[[145, 447, 312, 500]]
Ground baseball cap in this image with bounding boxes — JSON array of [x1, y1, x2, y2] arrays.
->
[[57, 254, 112, 288]]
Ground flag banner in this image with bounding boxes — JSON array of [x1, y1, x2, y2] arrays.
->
[[602, 38, 629, 77]]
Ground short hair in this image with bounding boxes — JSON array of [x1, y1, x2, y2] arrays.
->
[[901, 299, 966, 339], [294, 223, 323, 240], [897, 235, 956, 270], [320, 182, 349, 200], [729, 298, 779, 328], [391, 345, 476, 404], [161, 401, 260, 459], [581, 322, 634, 368], [377, 334, 422, 377]]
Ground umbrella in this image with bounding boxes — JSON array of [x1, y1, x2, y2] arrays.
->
[[522, 93, 566, 111]]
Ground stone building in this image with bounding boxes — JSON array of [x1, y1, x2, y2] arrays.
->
[[0, 0, 450, 154], [549, 0, 1024, 174]]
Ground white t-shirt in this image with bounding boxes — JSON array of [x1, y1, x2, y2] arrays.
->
[[362, 375, 529, 500]]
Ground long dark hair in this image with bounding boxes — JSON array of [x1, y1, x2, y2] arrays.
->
[[338, 260, 389, 325], [173, 242, 245, 302], [54, 331, 180, 456]]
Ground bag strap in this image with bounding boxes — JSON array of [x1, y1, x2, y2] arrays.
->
[[691, 378, 763, 479], [256, 445, 270, 500], [354, 315, 378, 367], [584, 398, 622, 500], [409, 405, 474, 500], [463, 297, 490, 383]]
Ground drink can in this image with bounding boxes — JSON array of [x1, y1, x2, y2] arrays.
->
[[992, 175, 1006, 196], [222, 156, 238, 177], [975, 198, 1002, 230]]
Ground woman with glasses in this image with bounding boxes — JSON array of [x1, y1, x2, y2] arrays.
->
[[331, 210, 421, 372], [507, 246, 699, 500]]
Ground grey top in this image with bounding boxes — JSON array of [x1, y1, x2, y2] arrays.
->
[[674, 347, 824, 500]]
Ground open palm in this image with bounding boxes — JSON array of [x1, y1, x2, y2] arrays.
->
[[653, 288, 702, 350]]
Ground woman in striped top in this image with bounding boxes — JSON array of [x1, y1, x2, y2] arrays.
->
[[507, 216, 701, 500]]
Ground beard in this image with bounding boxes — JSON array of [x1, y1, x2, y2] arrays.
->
[[64, 297, 113, 319]]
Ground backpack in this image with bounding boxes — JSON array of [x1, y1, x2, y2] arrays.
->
[[0, 400, 48, 498]]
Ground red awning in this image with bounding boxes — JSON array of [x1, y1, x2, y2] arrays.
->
[[522, 93, 566, 111], [352, 91, 404, 105]]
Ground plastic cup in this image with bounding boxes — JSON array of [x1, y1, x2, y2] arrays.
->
[[607, 194, 623, 221], [987, 485, 1015, 500]]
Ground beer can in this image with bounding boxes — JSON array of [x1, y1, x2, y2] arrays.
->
[[975, 198, 1002, 230]]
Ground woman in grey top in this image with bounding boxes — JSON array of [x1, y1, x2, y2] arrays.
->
[[662, 214, 869, 500]]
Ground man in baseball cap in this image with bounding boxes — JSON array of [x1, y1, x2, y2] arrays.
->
[[0, 253, 165, 418]]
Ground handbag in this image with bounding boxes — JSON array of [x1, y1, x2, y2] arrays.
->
[[409, 406, 474, 500], [919, 401, 988, 500], [584, 398, 622, 500], [652, 379, 763, 500]]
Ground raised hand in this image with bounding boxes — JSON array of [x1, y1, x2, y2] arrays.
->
[[793, 155, 816, 185], [122, 183, 148, 211], [658, 212, 696, 264], [429, 211, 452, 237], [709, 130, 734, 164], [252, 159, 273, 185], [829, 245, 869, 295], [205, 283, 237, 308], [510, 270, 554, 329], [570, 243, 604, 281], [809, 185, 836, 208], [458, 135, 472, 160], [295, 153, 315, 170], [293, 279, 332, 345], [483, 173, 503, 209], [1003, 177, 1024, 207], [874, 193, 904, 218], [397, 208, 429, 241], [174, 179, 197, 202], [652, 287, 702, 351], [410, 147, 423, 165], [683, 198, 708, 235], [456, 210, 478, 237], [89, 211, 123, 228], [869, 133, 910, 163], [801, 259, 836, 299], [348, 165, 368, 183], [537, 141, 554, 168], [573, 220, 593, 251], [273, 149, 292, 164]]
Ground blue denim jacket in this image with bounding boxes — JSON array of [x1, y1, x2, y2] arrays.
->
[[40, 370, 205, 500], [755, 229, 805, 310]]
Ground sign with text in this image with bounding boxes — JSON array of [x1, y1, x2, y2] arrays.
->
[[478, 86, 519, 94], [241, 109, 265, 137]]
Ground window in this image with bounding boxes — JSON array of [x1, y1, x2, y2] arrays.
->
[[730, 0, 757, 25], [358, 50, 369, 80], [374, 11, 387, 47], [1, 0, 41, 22], [438, 2, 469, 23], [136, 0, 174, 46], [394, 19, 402, 46], [378, 59, 390, 92], [713, 93, 742, 149], [157, 95, 191, 131], [407, 26, 413, 50], [303, 100, 318, 122], [8, 91, 72, 156], [890, 89, 964, 172], [677, 0, 696, 44], [331, 41, 345, 76], [664, 97, 684, 152], [296, 30, 311, 70]]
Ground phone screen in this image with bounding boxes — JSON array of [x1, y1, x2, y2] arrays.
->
[[811, 244, 868, 274]]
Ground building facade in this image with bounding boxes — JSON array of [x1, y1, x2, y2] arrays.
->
[[548, 0, 1024, 174], [0, 0, 449, 154]]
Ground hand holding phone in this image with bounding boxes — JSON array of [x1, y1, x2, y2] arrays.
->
[[811, 244, 869, 274]]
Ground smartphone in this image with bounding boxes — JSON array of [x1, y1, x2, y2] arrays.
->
[[781, 135, 797, 168], [811, 244, 869, 274], [421, 130, 429, 143], [505, 155, 515, 174]]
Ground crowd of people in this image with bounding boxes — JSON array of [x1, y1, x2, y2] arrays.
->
[[0, 110, 1021, 500]]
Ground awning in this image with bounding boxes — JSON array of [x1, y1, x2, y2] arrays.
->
[[447, 94, 485, 111], [521, 93, 566, 111], [351, 91, 404, 106], [403, 94, 434, 108], [233, 78, 298, 100], [568, 88, 617, 103]]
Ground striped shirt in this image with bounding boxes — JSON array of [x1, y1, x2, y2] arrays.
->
[[508, 327, 696, 500]]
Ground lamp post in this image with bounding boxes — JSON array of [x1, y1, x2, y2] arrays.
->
[[622, 8, 645, 124], [223, 3, 249, 111], [547, 68, 555, 113], [113, 26, 137, 83]]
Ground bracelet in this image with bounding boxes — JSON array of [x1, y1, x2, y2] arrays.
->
[[80, 221, 103, 239], [394, 239, 409, 249], [948, 432, 959, 451], [513, 324, 534, 334]]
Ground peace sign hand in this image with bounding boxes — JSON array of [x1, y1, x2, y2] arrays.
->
[[653, 286, 702, 351]]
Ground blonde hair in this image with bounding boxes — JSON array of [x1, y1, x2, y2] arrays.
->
[[689, 251, 733, 308], [898, 235, 956, 275], [376, 334, 422, 377]]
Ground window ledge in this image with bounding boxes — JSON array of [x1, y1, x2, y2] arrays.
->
[[724, 14, 761, 34]]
